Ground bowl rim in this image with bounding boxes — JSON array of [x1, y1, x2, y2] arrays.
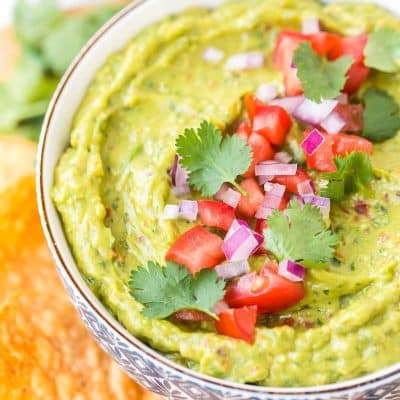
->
[[36, 0, 400, 396]]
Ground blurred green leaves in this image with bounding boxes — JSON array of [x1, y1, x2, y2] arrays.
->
[[0, 0, 122, 141]]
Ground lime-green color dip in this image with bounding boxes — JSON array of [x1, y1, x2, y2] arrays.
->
[[53, 0, 400, 387]]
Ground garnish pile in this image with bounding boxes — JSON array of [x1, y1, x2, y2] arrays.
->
[[129, 18, 400, 344]]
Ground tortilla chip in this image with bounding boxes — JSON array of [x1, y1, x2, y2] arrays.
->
[[0, 171, 161, 399]]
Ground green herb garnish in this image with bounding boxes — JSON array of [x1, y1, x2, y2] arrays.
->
[[365, 30, 400, 73], [176, 120, 252, 196], [129, 261, 225, 319], [293, 42, 353, 103], [264, 201, 338, 268], [321, 152, 373, 201], [362, 88, 400, 142]]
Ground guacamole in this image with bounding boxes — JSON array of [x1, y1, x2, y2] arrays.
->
[[53, 0, 400, 387]]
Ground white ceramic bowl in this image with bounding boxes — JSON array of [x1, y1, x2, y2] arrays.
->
[[37, 1, 400, 399]]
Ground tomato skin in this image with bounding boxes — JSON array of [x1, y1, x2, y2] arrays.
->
[[236, 122, 251, 140], [198, 200, 236, 232], [336, 104, 364, 132], [305, 131, 337, 172], [253, 105, 293, 146], [343, 62, 369, 94], [173, 310, 213, 322], [283, 67, 303, 96], [273, 169, 310, 194], [310, 32, 342, 57], [329, 34, 368, 63], [244, 132, 275, 177], [273, 31, 310, 70], [333, 133, 372, 157], [224, 267, 305, 314], [237, 178, 264, 218], [215, 306, 257, 344], [255, 219, 267, 235], [166, 225, 225, 274]]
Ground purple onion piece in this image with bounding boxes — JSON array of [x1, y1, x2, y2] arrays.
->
[[278, 260, 305, 282], [293, 98, 338, 126], [301, 128, 325, 156], [256, 83, 278, 103], [274, 151, 293, 163], [297, 180, 315, 197], [215, 260, 250, 280], [163, 204, 180, 219], [178, 200, 198, 221], [255, 162, 297, 177], [270, 95, 305, 114], [320, 111, 346, 135]]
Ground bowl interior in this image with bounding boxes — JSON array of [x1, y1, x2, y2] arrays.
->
[[37, 0, 400, 396]]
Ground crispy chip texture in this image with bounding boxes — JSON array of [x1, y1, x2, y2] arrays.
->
[[0, 138, 162, 399]]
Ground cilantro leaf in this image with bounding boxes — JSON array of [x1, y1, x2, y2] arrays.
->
[[321, 152, 373, 201], [264, 201, 338, 268], [176, 121, 252, 196], [293, 42, 353, 103], [42, 7, 121, 75], [14, 0, 62, 49], [128, 261, 225, 319], [362, 88, 400, 142], [365, 30, 400, 73]]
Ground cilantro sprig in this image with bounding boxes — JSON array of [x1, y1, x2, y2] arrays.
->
[[321, 152, 373, 201], [129, 261, 225, 319], [176, 121, 252, 196], [365, 30, 400, 73], [293, 42, 353, 103], [362, 89, 400, 142], [264, 201, 338, 268]]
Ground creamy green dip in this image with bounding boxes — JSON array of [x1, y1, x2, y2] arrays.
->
[[53, 0, 400, 387]]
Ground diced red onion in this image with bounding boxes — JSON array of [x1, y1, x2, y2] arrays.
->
[[256, 83, 277, 103], [258, 175, 275, 185], [203, 46, 225, 63], [215, 184, 241, 209], [222, 226, 259, 261], [278, 260, 305, 282], [225, 219, 250, 240], [169, 155, 179, 186], [293, 98, 338, 126], [336, 93, 348, 105], [255, 205, 275, 220], [320, 110, 346, 135], [291, 194, 304, 205], [215, 260, 250, 280], [303, 195, 331, 216], [213, 300, 229, 314], [262, 194, 283, 209], [301, 128, 325, 156], [297, 180, 315, 196], [172, 184, 191, 198], [255, 162, 297, 177], [253, 231, 264, 249], [225, 52, 265, 71], [163, 204, 180, 220], [302, 17, 320, 34], [274, 151, 292, 163], [270, 95, 305, 114], [178, 200, 198, 221], [264, 182, 286, 197]]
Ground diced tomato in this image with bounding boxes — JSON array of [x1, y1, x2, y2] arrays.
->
[[255, 219, 267, 235], [310, 32, 342, 57], [333, 133, 372, 157], [305, 131, 337, 172], [172, 310, 213, 322], [343, 62, 369, 94], [279, 192, 290, 210], [244, 132, 275, 177], [335, 104, 364, 132], [215, 306, 257, 344], [245, 95, 263, 126], [224, 267, 305, 314], [237, 178, 264, 218], [273, 169, 310, 194], [198, 200, 236, 232], [166, 225, 225, 274], [236, 122, 252, 140], [329, 34, 368, 63], [273, 31, 309, 96], [273, 31, 310, 70], [253, 105, 292, 146]]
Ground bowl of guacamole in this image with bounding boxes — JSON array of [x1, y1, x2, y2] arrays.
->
[[38, 0, 400, 398]]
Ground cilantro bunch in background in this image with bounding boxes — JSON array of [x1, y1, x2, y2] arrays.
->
[[0, 0, 122, 141]]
